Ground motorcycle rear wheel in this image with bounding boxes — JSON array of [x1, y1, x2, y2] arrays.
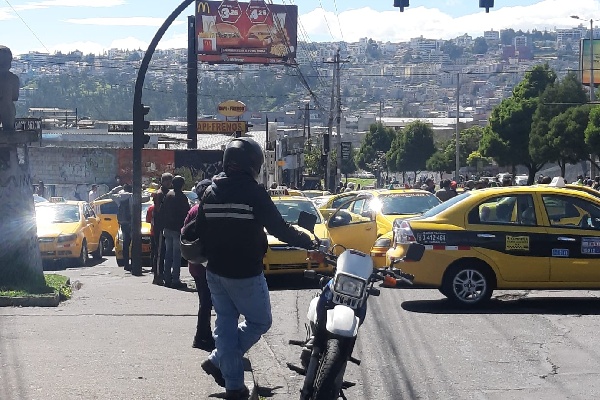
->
[[311, 338, 347, 400]]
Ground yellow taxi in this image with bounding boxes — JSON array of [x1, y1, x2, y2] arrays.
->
[[331, 189, 441, 267], [387, 177, 600, 307], [35, 200, 104, 267], [265, 196, 330, 274], [115, 201, 153, 267], [565, 184, 600, 199], [92, 198, 119, 252], [265, 195, 379, 274]]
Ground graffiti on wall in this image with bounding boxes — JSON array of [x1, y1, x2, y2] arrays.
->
[[174, 150, 223, 180]]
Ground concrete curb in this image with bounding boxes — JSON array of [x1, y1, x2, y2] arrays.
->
[[0, 292, 60, 307]]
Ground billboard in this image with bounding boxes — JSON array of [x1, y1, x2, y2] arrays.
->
[[197, 120, 247, 133], [580, 38, 600, 86], [196, 0, 297, 65]]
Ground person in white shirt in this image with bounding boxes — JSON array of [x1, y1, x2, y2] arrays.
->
[[88, 184, 99, 203]]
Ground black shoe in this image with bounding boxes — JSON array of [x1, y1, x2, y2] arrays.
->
[[152, 275, 164, 286], [171, 280, 187, 289], [193, 336, 215, 352], [201, 359, 225, 387], [124, 266, 131, 272], [225, 386, 249, 400]]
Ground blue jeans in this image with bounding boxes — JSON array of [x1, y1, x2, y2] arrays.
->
[[206, 270, 272, 390], [163, 229, 181, 283]]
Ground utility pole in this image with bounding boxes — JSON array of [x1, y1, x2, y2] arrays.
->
[[326, 63, 335, 192], [336, 48, 342, 189], [324, 48, 349, 192]]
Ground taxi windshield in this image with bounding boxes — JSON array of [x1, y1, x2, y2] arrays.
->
[[274, 199, 323, 225], [421, 191, 471, 218], [36, 204, 80, 224], [373, 193, 441, 215]]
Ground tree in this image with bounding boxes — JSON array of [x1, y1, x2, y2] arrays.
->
[[529, 72, 589, 177], [547, 106, 592, 177], [466, 150, 492, 173], [501, 29, 516, 45], [387, 121, 436, 176], [303, 144, 324, 176], [355, 123, 395, 172], [473, 37, 489, 54], [585, 106, 600, 170], [480, 64, 556, 184], [341, 149, 357, 178], [441, 40, 463, 60], [426, 150, 452, 181]]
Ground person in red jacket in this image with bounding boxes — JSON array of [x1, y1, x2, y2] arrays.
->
[[183, 179, 214, 351]]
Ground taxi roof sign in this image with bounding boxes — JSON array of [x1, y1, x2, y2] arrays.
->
[[269, 187, 289, 196], [49, 196, 66, 203], [549, 176, 566, 188]]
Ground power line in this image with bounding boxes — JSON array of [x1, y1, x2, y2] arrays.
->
[[332, 0, 345, 42], [318, 0, 336, 41], [4, 0, 50, 53]]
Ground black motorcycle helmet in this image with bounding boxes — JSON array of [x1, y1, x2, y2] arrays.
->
[[223, 138, 264, 180]]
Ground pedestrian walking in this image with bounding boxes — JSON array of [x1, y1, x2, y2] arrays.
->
[[183, 179, 215, 351], [88, 184, 99, 203], [198, 138, 317, 399], [435, 179, 456, 202], [152, 173, 173, 285], [161, 175, 189, 288]]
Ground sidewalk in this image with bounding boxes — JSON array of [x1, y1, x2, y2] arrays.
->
[[0, 261, 258, 400]]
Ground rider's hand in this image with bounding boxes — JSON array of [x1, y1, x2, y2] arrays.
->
[[307, 250, 325, 264]]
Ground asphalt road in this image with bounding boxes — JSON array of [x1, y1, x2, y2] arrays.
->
[[254, 277, 600, 400]]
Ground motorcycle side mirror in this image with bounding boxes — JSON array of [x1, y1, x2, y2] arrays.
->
[[404, 243, 425, 262], [304, 270, 317, 280], [298, 211, 317, 234]]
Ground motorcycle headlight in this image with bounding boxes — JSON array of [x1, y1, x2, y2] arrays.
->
[[57, 233, 77, 243], [334, 274, 365, 298]]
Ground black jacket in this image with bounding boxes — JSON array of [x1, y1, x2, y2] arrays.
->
[[162, 189, 190, 232], [198, 173, 314, 279]]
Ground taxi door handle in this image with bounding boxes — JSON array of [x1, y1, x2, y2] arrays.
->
[[104, 218, 111, 221], [558, 237, 576, 242], [365, 227, 372, 231], [477, 233, 495, 238]]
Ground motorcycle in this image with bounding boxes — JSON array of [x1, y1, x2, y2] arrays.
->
[[288, 212, 425, 400]]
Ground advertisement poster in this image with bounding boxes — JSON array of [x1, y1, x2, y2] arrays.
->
[[196, 0, 298, 65], [580, 38, 600, 86]]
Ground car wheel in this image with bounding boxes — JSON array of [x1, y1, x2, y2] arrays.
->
[[92, 238, 103, 259], [100, 232, 114, 253], [77, 240, 88, 267], [442, 264, 493, 306]]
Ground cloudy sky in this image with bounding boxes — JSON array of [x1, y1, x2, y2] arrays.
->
[[1, 0, 599, 55]]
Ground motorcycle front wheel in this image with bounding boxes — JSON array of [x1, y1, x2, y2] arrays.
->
[[311, 338, 347, 400]]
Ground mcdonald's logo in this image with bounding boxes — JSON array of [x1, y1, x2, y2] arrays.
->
[[197, 1, 210, 14]]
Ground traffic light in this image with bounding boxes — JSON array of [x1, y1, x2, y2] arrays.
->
[[323, 133, 330, 153], [479, 0, 494, 13], [393, 0, 409, 12], [133, 103, 151, 147]]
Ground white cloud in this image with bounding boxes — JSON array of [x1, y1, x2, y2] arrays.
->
[[299, 0, 600, 42], [66, 17, 184, 27], [157, 33, 187, 50], [15, 0, 125, 11]]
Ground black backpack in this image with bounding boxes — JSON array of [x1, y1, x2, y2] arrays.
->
[[117, 197, 131, 224], [180, 185, 212, 264]]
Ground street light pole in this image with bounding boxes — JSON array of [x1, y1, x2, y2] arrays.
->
[[455, 72, 460, 182], [590, 18, 595, 102], [572, 15, 596, 102]]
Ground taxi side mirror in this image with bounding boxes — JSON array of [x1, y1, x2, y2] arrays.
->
[[329, 210, 352, 228]]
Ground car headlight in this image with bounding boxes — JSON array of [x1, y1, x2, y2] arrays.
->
[[334, 274, 366, 298], [57, 233, 77, 243], [374, 237, 391, 248]]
